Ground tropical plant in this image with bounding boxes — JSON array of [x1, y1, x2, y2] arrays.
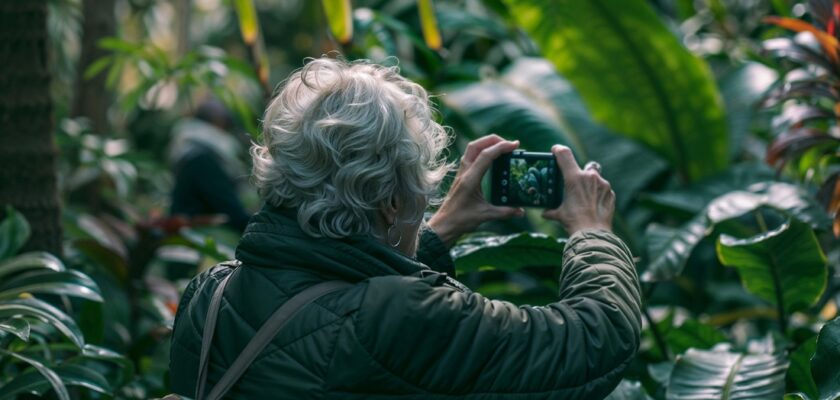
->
[[0, 207, 132, 398]]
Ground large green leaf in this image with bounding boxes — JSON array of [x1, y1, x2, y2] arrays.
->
[[642, 181, 829, 282], [717, 220, 827, 315], [0, 349, 69, 400], [649, 311, 728, 360], [451, 232, 566, 273], [666, 349, 788, 399], [0, 206, 31, 260], [812, 317, 840, 400], [0, 298, 85, 348], [506, 0, 728, 181], [0, 270, 102, 301], [0, 252, 64, 282]]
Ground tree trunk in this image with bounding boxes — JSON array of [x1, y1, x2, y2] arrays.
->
[[0, 1, 62, 255], [73, 0, 115, 134]]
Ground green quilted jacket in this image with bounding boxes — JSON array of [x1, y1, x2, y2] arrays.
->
[[169, 206, 642, 399]]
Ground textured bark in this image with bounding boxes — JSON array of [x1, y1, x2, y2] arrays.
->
[[0, 1, 62, 255], [73, 0, 115, 134]]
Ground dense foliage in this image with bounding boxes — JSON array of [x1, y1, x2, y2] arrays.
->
[[1, 0, 839, 398]]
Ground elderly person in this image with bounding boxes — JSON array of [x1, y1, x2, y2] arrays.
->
[[169, 58, 641, 399]]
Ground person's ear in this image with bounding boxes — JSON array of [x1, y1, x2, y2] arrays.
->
[[378, 196, 399, 226]]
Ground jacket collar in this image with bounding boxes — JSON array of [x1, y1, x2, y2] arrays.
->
[[234, 205, 430, 282]]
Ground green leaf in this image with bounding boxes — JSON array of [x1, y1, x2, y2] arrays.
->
[[641, 215, 708, 282], [0, 270, 103, 302], [233, 0, 259, 45], [83, 56, 113, 80], [0, 206, 31, 260], [451, 232, 566, 273], [0, 252, 64, 281], [506, 0, 728, 181], [0, 349, 70, 400], [717, 220, 827, 314], [666, 349, 788, 399], [0, 317, 30, 342], [0, 298, 85, 348], [322, 0, 354, 43], [787, 336, 819, 399], [812, 317, 840, 400], [642, 181, 829, 282], [0, 363, 109, 398], [605, 379, 653, 400], [71, 344, 134, 388]]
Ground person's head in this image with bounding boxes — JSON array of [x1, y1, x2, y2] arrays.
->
[[195, 98, 235, 131], [251, 57, 450, 256]]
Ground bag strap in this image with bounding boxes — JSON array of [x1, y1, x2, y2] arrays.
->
[[195, 267, 352, 400]]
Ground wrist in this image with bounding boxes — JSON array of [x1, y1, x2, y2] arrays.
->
[[566, 223, 612, 236], [427, 214, 460, 248]]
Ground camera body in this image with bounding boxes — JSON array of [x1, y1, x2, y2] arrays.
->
[[490, 150, 563, 209]]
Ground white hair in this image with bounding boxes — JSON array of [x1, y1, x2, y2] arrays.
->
[[251, 57, 451, 238]]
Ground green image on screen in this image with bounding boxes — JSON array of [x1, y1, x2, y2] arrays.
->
[[509, 158, 554, 207]]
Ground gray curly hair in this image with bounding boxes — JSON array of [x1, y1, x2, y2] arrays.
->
[[251, 57, 451, 238]]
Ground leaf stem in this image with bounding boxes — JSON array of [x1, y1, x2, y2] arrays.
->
[[642, 282, 672, 360]]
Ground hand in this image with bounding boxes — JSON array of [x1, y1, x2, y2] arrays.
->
[[542, 145, 615, 235], [428, 135, 525, 247]]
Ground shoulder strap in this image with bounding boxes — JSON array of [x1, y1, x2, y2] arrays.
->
[[195, 271, 352, 400]]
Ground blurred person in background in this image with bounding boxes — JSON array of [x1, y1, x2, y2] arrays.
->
[[168, 98, 251, 232], [169, 58, 640, 399]]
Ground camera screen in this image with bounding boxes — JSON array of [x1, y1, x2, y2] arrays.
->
[[504, 157, 556, 207]]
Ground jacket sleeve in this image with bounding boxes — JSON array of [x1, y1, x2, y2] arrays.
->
[[346, 229, 641, 398], [414, 225, 456, 276]]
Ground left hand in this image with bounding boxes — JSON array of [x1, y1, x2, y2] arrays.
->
[[428, 135, 525, 247]]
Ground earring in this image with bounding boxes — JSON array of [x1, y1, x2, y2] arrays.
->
[[387, 223, 402, 247]]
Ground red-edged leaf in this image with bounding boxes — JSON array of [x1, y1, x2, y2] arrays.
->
[[765, 16, 840, 64], [762, 79, 838, 108], [767, 127, 840, 166], [762, 37, 835, 71]]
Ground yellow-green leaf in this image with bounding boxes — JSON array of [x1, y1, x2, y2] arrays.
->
[[322, 0, 353, 44], [233, 0, 259, 45], [418, 0, 442, 50]]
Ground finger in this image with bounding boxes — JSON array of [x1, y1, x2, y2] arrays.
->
[[552, 145, 581, 179], [462, 140, 520, 184], [485, 205, 525, 220], [462, 134, 505, 165]]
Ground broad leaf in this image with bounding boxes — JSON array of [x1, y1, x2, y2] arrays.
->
[[641, 215, 708, 282], [0, 206, 31, 260], [812, 317, 840, 400], [0, 252, 64, 282], [666, 349, 788, 399], [643, 181, 829, 282], [232, 0, 258, 45], [0, 269, 103, 301], [0, 298, 85, 348], [0, 317, 30, 342], [506, 0, 728, 181], [605, 379, 653, 400], [70, 344, 135, 388], [0, 349, 69, 400], [717, 220, 827, 314], [451, 232, 566, 273]]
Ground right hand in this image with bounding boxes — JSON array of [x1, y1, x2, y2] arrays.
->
[[542, 145, 615, 235]]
